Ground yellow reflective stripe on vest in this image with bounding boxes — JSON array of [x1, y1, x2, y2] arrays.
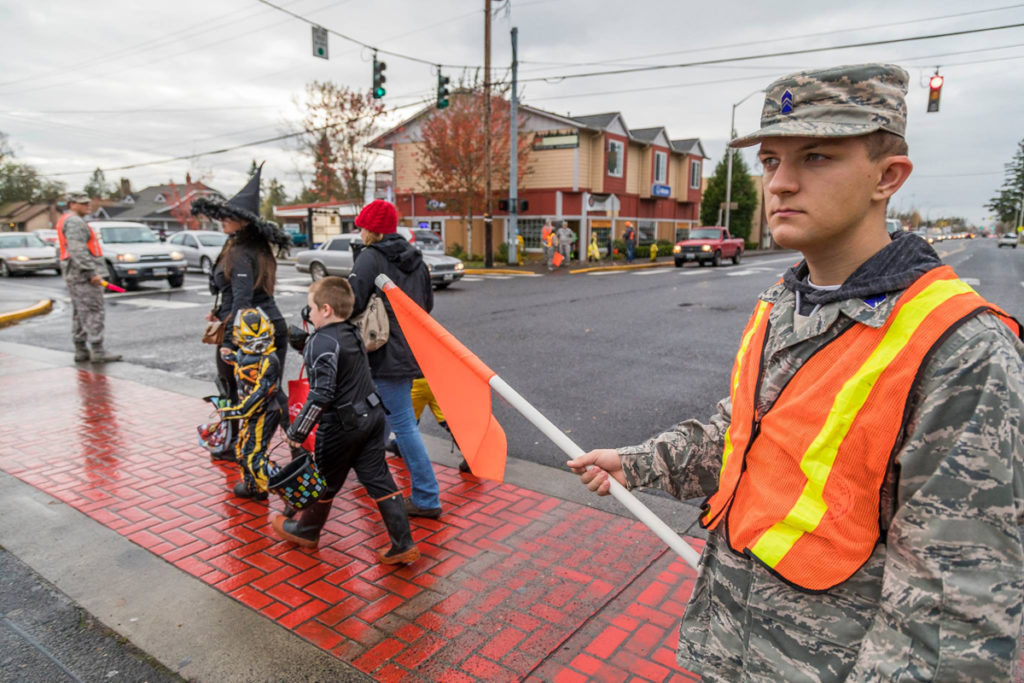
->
[[749, 278, 975, 567], [719, 300, 770, 477]]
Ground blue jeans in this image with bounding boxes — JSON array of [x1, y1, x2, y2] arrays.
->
[[375, 377, 441, 510]]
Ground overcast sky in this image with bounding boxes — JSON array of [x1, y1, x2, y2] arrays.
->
[[1, 0, 1022, 225]]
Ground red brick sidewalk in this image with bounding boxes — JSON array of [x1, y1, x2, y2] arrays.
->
[[0, 355, 700, 681]]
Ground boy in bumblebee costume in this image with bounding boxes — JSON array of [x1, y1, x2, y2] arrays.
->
[[275, 276, 419, 565], [218, 307, 282, 500]]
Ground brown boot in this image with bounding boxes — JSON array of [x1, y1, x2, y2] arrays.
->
[[376, 493, 420, 565], [271, 499, 333, 548]]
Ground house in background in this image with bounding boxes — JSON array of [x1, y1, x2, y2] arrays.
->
[[0, 202, 60, 232], [368, 98, 707, 261], [97, 182, 225, 233]]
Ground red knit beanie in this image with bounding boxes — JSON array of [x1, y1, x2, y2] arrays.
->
[[355, 200, 398, 234]]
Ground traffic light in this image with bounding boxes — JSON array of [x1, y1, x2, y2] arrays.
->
[[372, 55, 387, 99], [436, 69, 450, 109], [927, 72, 943, 113]]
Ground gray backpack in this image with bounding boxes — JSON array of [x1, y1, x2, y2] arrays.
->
[[352, 291, 389, 351]]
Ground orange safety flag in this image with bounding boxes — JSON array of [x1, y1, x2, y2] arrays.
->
[[378, 279, 507, 481], [552, 252, 564, 267]]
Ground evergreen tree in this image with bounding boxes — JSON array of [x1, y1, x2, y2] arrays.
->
[[83, 167, 109, 199], [699, 152, 758, 242], [308, 132, 345, 201], [261, 178, 288, 221], [986, 138, 1024, 228]]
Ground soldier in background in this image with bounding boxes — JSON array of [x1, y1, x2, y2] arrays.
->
[[569, 64, 1024, 680], [56, 193, 121, 363]]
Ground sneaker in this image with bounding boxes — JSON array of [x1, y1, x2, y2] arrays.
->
[[403, 498, 442, 519]]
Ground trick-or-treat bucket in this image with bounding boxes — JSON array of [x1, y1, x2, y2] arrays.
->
[[267, 452, 327, 510]]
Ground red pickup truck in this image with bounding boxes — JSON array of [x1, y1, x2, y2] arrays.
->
[[673, 226, 744, 267]]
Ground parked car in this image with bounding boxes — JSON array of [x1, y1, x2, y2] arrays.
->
[[673, 226, 744, 267], [33, 228, 60, 247], [885, 218, 902, 234], [295, 232, 465, 289], [283, 223, 307, 247], [166, 229, 227, 274], [396, 227, 444, 252], [0, 232, 60, 276], [88, 220, 187, 290], [998, 233, 1019, 249]]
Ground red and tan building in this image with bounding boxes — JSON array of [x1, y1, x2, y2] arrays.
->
[[368, 101, 706, 260]]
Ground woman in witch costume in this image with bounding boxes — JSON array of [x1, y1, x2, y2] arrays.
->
[[192, 165, 292, 497]]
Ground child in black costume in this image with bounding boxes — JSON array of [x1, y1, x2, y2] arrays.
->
[[273, 276, 419, 565]]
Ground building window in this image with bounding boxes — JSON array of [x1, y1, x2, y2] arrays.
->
[[690, 160, 701, 189], [518, 218, 545, 250], [607, 139, 624, 178], [638, 221, 656, 245], [654, 151, 667, 184], [675, 226, 690, 242]]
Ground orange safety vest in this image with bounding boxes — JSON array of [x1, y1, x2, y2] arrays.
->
[[56, 212, 103, 261], [701, 266, 1023, 592]]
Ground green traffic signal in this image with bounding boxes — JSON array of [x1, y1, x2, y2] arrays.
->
[[436, 72, 450, 109], [372, 56, 387, 100]]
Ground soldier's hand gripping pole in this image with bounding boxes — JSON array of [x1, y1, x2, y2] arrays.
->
[[488, 375, 702, 569]]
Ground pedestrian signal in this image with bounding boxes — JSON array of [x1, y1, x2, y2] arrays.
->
[[372, 56, 387, 99], [436, 70, 450, 109], [927, 73, 943, 113]]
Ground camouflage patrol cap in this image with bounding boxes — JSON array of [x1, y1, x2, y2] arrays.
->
[[729, 63, 909, 148], [66, 192, 89, 204]]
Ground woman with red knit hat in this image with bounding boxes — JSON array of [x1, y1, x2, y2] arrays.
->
[[348, 200, 443, 518]]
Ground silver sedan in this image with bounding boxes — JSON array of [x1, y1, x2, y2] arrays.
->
[[166, 229, 227, 273], [295, 233, 465, 288], [0, 232, 60, 276]]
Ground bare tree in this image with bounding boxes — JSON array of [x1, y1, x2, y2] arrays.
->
[[297, 82, 386, 207]]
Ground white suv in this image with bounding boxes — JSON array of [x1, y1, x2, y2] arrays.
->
[[89, 221, 187, 290], [997, 233, 1019, 249]]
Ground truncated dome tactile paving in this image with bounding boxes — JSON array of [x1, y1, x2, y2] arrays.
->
[[0, 355, 704, 681]]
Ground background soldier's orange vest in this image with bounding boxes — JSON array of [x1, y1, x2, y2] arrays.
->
[[56, 212, 102, 261], [702, 266, 1022, 591]]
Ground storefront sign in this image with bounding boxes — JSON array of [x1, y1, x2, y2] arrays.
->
[[533, 131, 579, 150], [586, 193, 620, 212], [426, 198, 447, 211], [652, 184, 671, 198]]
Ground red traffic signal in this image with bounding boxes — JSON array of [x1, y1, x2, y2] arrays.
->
[[927, 72, 943, 113]]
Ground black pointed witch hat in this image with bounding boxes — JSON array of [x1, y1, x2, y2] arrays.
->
[[191, 163, 290, 249]]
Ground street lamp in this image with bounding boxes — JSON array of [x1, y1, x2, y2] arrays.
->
[[724, 88, 764, 231]]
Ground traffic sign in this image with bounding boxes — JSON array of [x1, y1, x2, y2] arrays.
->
[[312, 26, 328, 60]]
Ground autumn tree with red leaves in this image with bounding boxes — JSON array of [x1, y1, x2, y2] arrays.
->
[[167, 172, 205, 230], [298, 82, 385, 205], [416, 90, 531, 257]]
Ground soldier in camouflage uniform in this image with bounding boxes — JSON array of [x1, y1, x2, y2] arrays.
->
[[569, 64, 1024, 681], [59, 193, 120, 363]]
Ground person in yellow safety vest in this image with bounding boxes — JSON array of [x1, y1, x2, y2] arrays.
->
[[541, 219, 556, 270], [649, 241, 658, 262], [587, 234, 601, 262], [568, 63, 1024, 681], [516, 234, 525, 266]]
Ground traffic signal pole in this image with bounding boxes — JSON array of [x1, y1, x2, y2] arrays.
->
[[508, 27, 519, 265], [483, 0, 494, 268]]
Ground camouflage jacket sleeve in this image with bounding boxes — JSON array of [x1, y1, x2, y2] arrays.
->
[[848, 314, 1024, 681], [617, 397, 731, 500], [62, 215, 100, 277]]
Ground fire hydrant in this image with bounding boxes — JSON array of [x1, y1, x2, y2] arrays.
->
[[649, 242, 659, 262], [516, 234, 525, 266]]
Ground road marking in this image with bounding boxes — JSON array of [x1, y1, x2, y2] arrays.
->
[[276, 284, 311, 293], [960, 277, 980, 286], [278, 276, 310, 284], [586, 270, 627, 276], [634, 268, 673, 276], [112, 298, 201, 309], [726, 267, 770, 277]]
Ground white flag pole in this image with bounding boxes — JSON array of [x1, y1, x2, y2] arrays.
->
[[488, 376, 702, 569], [373, 274, 702, 568]]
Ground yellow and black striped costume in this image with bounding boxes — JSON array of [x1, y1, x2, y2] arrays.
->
[[219, 348, 281, 494]]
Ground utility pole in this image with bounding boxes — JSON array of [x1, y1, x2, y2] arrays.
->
[[724, 89, 762, 230], [508, 26, 518, 265], [483, 0, 493, 268]]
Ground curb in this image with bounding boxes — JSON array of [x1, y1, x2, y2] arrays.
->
[[0, 299, 53, 328], [462, 268, 538, 275], [569, 260, 674, 275]]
